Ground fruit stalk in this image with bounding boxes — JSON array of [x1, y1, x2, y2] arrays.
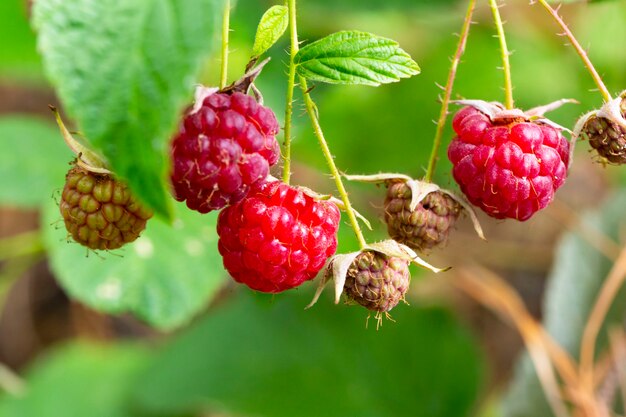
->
[[220, 0, 231, 89], [282, 0, 299, 184], [534, 0, 612, 103], [424, 0, 476, 182], [488, 0, 514, 110]]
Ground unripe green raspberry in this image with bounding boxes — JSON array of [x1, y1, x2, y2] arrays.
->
[[581, 97, 626, 164], [60, 166, 153, 250], [344, 251, 410, 313], [384, 182, 461, 251]]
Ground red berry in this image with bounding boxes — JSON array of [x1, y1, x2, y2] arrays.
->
[[216, 181, 340, 293], [447, 106, 569, 221], [171, 92, 280, 213], [60, 166, 153, 250]]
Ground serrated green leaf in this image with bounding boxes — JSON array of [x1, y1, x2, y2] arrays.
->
[[502, 191, 626, 417], [0, 116, 73, 208], [42, 199, 226, 330], [295, 30, 420, 86], [134, 292, 484, 417], [0, 343, 151, 417], [32, 0, 225, 220], [252, 5, 289, 57]]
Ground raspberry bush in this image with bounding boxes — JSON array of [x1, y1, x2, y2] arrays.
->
[[1, 0, 626, 417]]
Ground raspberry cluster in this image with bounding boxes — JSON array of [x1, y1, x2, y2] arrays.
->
[[171, 92, 280, 213], [217, 180, 340, 293], [448, 106, 570, 221], [60, 166, 153, 250]]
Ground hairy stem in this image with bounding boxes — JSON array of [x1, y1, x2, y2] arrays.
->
[[282, 0, 299, 184], [534, 0, 612, 103], [424, 0, 476, 182], [219, 0, 231, 89], [488, 0, 514, 110], [299, 77, 367, 249]]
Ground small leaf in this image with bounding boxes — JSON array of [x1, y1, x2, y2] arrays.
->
[[32, 0, 225, 220], [0, 343, 152, 417], [42, 199, 226, 330], [295, 30, 420, 86], [252, 5, 289, 57], [0, 116, 72, 208]]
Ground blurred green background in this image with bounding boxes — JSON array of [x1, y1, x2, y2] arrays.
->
[[1, 0, 626, 416]]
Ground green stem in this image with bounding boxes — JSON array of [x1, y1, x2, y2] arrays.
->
[[488, 0, 514, 110], [219, 0, 231, 89], [282, 0, 299, 184], [0, 231, 44, 262], [424, 0, 476, 182], [534, 0, 612, 103], [299, 76, 367, 249]]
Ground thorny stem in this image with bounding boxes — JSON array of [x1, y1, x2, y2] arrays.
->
[[424, 0, 476, 182], [581, 246, 626, 393], [282, 0, 299, 184], [488, 0, 514, 110], [533, 0, 612, 103], [219, 0, 231, 89], [299, 76, 367, 249]]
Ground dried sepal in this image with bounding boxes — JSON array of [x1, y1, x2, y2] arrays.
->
[[306, 239, 446, 309], [189, 58, 272, 115], [452, 98, 575, 132], [49, 105, 110, 174], [345, 173, 485, 241]]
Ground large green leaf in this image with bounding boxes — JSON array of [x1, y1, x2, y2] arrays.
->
[[134, 291, 484, 417], [502, 191, 626, 417], [295, 31, 420, 86], [0, 343, 151, 417], [0, 116, 73, 208], [32, 0, 225, 220], [42, 200, 226, 330]]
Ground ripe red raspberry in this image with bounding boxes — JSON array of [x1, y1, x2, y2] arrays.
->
[[344, 251, 410, 313], [60, 166, 153, 250], [171, 91, 280, 213], [384, 183, 461, 251], [447, 106, 570, 221], [216, 181, 340, 293]]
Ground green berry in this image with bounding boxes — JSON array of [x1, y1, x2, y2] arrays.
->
[[60, 166, 153, 250]]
